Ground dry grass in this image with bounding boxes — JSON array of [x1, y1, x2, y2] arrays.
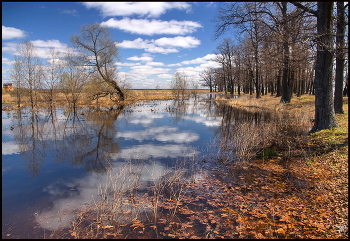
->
[[69, 160, 144, 239], [2, 92, 12, 103], [68, 157, 191, 239], [215, 94, 316, 166], [2, 88, 212, 108], [225, 93, 316, 111]]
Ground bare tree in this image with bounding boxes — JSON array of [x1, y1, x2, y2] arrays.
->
[[70, 24, 124, 101], [11, 55, 25, 107], [291, 2, 339, 132], [60, 48, 88, 108], [190, 79, 199, 99], [232, 42, 244, 95], [214, 67, 226, 92], [15, 39, 43, 109], [170, 71, 189, 98], [200, 67, 216, 92], [214, 2, 269, 98], [215, 38, 235, 94], [214, 2, 315, 102], [84, 72, 111, 105], [45, 48, 64, 106], [240, 38, 255, 95], [118, 73, 133, 90]]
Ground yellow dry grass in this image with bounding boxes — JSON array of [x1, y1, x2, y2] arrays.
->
[[2, 88, 212, 107], [222, 93, 316, 112]]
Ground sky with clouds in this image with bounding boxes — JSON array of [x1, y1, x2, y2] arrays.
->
[[2, 2, 229, 89]]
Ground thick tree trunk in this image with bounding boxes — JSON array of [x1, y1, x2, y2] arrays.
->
[[96, 66, 125, 101], [310, 2, 338, 133], [343, 81, 348, 97], [108, 79, 125, 101], [334, 1, 345, 114]]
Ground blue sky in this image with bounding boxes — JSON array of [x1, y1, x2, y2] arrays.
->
[[2, 2, 229, 89]]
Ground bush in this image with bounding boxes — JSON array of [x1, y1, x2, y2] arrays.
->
[[257, 147, 278, 160]]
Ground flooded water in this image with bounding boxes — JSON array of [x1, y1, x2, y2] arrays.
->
[[2, 96, 229, 238]]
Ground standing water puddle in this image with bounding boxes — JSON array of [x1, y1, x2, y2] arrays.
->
[[2, 96, 226, 238], [2, 95, 299, 239]]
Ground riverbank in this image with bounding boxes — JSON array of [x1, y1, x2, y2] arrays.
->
[[4, 92, 347, 238], [208, 94, 348, 238], [2, 89, 212, 109], [57, 94, 347, 239]]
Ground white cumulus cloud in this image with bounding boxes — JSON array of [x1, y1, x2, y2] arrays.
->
[[118, 36, 201, 55], [116, 62, 141, 67], [130, 65, 171, 75], [31, 39, 68, 49], [180, 54, 217, 65], [2, 57, 14, 66], [154, 36, 200, 48], [127, 53, 154, 62], [118, 37, 150, 49], [102, 18, 202, 36], [148, 62, 164, 66], [2, 26, 26, 40], [83, 2, 191, 18], [157, 74, 173, 79], [2, 39, 72, 59]]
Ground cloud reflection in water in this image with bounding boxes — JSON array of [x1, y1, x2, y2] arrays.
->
[[117, 126, 199, 143], [35, 160, 172, 231]]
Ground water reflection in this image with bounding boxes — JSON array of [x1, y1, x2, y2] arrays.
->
[[166, 97, 222, 127], [117, 126, 199, 143], [4, 95, 283, 238], [13, 109, 46, 178], [214, 103, 274, 138], [70, 105, 125, 174], [8, 106, 126, 176], [167, 98, 188, 123], [2, 97, 222, 238], [34, 160, 170, 231]]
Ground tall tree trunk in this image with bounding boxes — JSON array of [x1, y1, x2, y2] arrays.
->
[[255, 60, 261, 98], [334, 1, 345, 114], [310, 2, 338, 133], [280, 2, 292, 103], [343, 81, 348, 97], [276, 69, 282, 97]]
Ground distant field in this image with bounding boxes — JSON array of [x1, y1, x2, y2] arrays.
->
[[2, 88, 213, 107]]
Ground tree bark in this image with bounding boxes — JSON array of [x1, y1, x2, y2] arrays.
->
[[276, 69, 282, 97], [280, 2, 293, 103], [310, 2, 338, 133], [334, 1, 345, 114]]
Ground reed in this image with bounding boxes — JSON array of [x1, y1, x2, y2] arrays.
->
[[69, 156, 193, 238], [215, 99, 313, 165]]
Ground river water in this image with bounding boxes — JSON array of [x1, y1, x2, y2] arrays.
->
[[3, 95, 235, 238]]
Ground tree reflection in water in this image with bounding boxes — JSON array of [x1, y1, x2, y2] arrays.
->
[[11, 105, 125, 177], [213, 102, 275, 164], [167, 98, 188, 124], [73, 105, 124, 174], [13, 108, 45, 178]]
